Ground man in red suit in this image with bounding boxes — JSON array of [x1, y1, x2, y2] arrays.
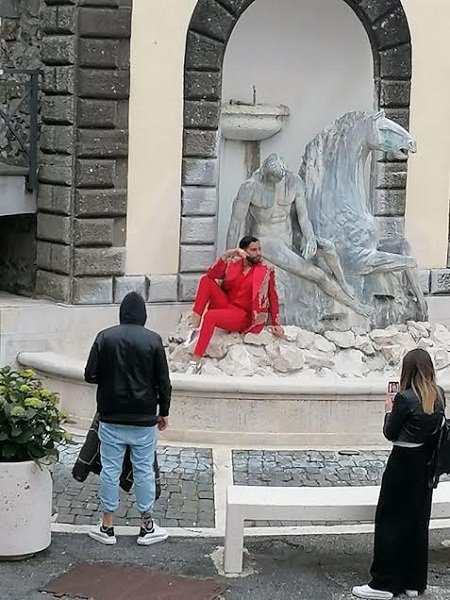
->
[[186, 236, 284, 366]]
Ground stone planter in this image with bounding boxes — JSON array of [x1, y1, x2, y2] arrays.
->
[[0, 460, 52, 559]]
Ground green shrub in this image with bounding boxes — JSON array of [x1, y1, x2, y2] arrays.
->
[[0, 366, 71, 462]]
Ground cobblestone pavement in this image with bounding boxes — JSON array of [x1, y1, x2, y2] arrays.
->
[[53, 439, 215, 528], [233, 449, 390, 527], [233, 449, 390, 487], [53, 440, 407, 531]]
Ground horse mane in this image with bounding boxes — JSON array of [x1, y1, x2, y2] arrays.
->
[[299, 111, 368, 179], [300, 111, 371, 235]]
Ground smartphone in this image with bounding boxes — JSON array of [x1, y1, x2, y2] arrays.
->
[[387, 381, 399, 396]]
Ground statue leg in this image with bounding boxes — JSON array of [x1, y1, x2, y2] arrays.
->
[[355, 249, 427, 319], [261, 238, 373, 317], [315, 238, 355, 299], [357, 249, 416, 276], [405, 269, 428, 320]]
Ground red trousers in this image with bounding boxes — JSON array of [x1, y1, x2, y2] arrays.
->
[[192, 276, 251, 357]]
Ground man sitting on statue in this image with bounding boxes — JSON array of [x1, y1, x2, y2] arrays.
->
[[185, 236, 284, 372]]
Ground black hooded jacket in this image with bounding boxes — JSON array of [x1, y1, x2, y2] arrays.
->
[[84, 292, 172, 426]]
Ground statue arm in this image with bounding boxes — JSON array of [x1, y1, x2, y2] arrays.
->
[[227, 183, 252, 248], [267, 268, 281, 326], [294, 191, 317, 260]]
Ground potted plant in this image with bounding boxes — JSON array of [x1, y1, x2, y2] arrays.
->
[[0, 366, 71, 559]]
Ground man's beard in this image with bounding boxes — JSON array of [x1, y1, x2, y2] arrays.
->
[[247, 255, 261, 265]]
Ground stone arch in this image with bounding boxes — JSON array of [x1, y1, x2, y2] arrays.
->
[[179, 0, 412, 300]]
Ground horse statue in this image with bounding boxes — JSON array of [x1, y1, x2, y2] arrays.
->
[[299, 110, 427, 327]]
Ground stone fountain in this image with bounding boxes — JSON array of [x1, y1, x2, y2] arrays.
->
[[17, 111, 450, 447], [160, 110, 450, 445], [221, 100, 290, 178]]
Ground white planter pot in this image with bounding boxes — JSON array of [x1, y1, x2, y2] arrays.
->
[[0, 460, 52, 558]]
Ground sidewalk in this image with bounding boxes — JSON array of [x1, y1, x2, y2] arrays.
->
[[4, 437, 450, 598], [3, 531, 450, 599]]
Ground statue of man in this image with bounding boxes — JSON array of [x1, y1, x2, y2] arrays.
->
[[226, 153, 372, 317]]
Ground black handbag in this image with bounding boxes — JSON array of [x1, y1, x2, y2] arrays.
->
[[429, 417, 450, 489]]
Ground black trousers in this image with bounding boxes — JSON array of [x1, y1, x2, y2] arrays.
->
[[369, 445, 433, 595]]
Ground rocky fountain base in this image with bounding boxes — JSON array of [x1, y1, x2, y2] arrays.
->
[[150, 316, 450, 446], [17, 318, 450, 447], [168, 314, 450, 381]]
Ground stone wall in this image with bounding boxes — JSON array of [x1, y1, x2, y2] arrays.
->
[[0, 0, 41, 165], [1, 0, 449, 307], [35, 0, 131, 304], [0, 0, 41, 69], [0, 0, 41, 296]]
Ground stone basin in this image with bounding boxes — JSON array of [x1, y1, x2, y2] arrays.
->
[[18, 351, 450, 448], [220, 103, 290, 141]]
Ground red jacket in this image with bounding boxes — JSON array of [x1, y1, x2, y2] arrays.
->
[[205, 257, 280, 333]]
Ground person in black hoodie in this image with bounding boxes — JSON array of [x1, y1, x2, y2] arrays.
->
[[84, 292, 172, 546]]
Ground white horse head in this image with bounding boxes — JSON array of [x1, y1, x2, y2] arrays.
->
[[367, 109, 417, 160], [299, 110, 426, 324], [302, 110, 417, 234]]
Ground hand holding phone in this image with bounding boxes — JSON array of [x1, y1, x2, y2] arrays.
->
[[385, 381, 399, 413], [388, 381, 399, 397]]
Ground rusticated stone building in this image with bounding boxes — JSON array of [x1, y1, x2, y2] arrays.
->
[[0, 0, 450, 320]]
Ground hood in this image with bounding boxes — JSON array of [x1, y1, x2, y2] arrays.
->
[[119, 292, 147, 326]]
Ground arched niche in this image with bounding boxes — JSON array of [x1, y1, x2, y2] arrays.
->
[[179, 0, 411, 300]]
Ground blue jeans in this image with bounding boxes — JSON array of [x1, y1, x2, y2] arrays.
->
[[98, 422, 157, 515]]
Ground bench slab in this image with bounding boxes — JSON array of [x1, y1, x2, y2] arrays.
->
[[224, 482, 450, 574]]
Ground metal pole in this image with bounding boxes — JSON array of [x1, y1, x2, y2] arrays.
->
[[27, 72, 39, 193]]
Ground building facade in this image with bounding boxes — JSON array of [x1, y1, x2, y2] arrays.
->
[[0, 0, 450, 317]]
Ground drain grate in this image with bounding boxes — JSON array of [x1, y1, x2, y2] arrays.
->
[[42, 563, 227, 600]]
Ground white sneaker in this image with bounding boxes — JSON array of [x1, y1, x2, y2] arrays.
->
[[352, 584, 393, 599], [137, 521, 169, 546], [405, 592, 419, 598], [185, 360, 201, 375], [183, 328, 198, 348], [88, 523, 117, 545]]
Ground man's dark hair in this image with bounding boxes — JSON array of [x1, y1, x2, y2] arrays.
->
[[239, 236, 258, 250]]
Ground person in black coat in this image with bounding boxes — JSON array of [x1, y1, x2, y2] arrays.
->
[[353, 348, 445, 599], [84, 292, 172, 547]]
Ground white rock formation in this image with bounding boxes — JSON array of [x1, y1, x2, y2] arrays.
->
[[324, 330, 355, 349], [166, 316, 450, 379]]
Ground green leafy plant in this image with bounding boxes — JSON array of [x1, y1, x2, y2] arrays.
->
[[0, 366, 72, 462]]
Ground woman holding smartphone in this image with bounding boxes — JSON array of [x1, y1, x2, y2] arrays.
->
[[352, 348, 445, 599]]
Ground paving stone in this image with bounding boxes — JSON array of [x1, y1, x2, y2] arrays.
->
[[125, 518, 142, 527], [232, 449, 390, 527], [54, 444, 394, 532], [62, 514, 75, 524], [161, 519, 179, 527], [179, 519, 197, 527], [53, 442, 215, 528], [199, 490, 214, 500]]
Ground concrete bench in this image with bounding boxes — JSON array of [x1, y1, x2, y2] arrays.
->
[[224, 482, 450, 574]]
